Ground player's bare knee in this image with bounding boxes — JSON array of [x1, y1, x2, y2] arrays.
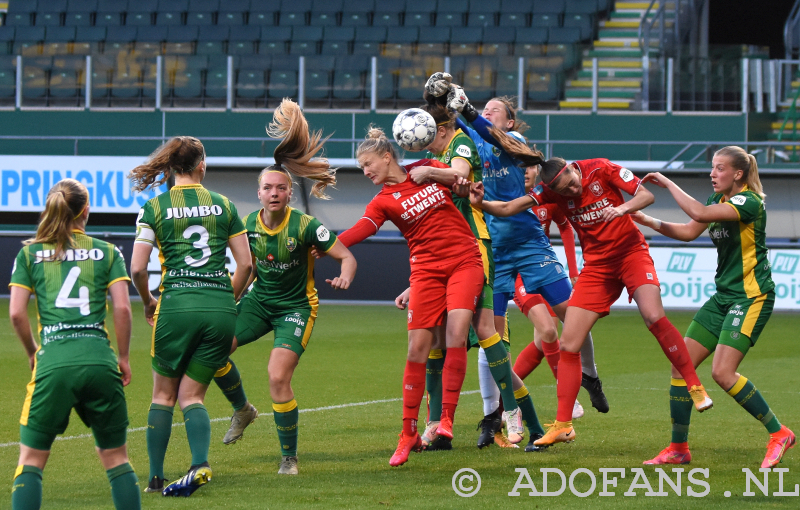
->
[[711, 365, 736, 389]]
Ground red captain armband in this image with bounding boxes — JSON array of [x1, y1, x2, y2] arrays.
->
[[403, 158, 450, 172]]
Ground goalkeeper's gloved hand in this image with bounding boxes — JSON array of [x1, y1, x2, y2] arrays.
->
[[425, 72, 452, 97], [447, 85, 479, 122]]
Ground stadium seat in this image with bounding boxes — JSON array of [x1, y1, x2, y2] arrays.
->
[[196, 25, 229, 55], [332, 55, 369, 101], [289, 26, 322, 56], [405, 0, 436, 27], [218, 1, 248, 26], [532, 14, 562, 29], [126, 12, 154, 26], [396, 58, 433, 100], [467, 0, 498, 29], [22, 57, 51, 99], [341, 0, 373, 27], [373, 1, 405, 27], [6, 1, 37, 26], [38, 0, 68, 11], [533, 0, 565, 14], [128, 0, 158, 12], [482, 28, 515, 56], [188, 0, 219, 11], [66, 0, 97, 11], [460, 57, 496, 101], [383, 27, 418, 58], [49, 55, 85, 99], [494, 56, 520, 97], [376, 57, 399, 100], [72, 26, 105, 55], [352, 26, 385, 55], [498, 0, 531, 27], [42, 26, 76, 56], [310, 0, 343, 26], [563, 14, 594, 41], [13, 27, 47, 56], [321, 27, 354, 55], [267, 55, 298, 99], [544, 43, 577, 70], [229, 25, 260, 55], [435, 0, 469, 27], [515, 29, 548, 56], [449, 27, 480, 56], [0, 28, 16, 55], [168, 54, 207, 99], [95, 1, 125, 26], [203, 55, 232, 99], [249, 10, 278, 26], [135, 26, 168, 56], [165, 26, 198, 55], [304, 55, 335, 101], [186, 11, 214, 25], [258, 26, 292, 55], [527, 71, 559, 101], [34, 12, 64, 27], [416, 27, 449, 56], [279, 0, 312, 27], [103, 26, 137, 54], [0, 56, 17, 98], [565, 0, 598, 14], [548, 27, 581, 44], [155, 11, 183, 26], [90, 54, 113, 103]]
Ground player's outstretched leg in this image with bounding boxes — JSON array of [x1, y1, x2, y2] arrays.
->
[[214, 359, 259, 445], [273, 399, 300, 474], [644, 378, 693, 465]]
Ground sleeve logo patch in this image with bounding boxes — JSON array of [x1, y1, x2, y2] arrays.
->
[[533, 185, 544, 195], [316, 225, 330, 242], [731, 195, 747, 206], [455, 145, 472, 158], [620, 168, 634, 182]]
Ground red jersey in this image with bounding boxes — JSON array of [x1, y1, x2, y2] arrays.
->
[[528, 158, 647, 266], [338, 159, 481, 267], [531, 202, 579, 278]]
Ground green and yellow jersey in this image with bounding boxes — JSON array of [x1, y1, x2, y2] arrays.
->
[[428, 128, 490, 241], [135, 183, 246, 313], [9, 231, 130, 374], [706, 186, 774, 299], [245, 207, 338, 311]]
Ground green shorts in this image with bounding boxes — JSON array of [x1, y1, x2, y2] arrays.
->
[[686, 291, 775, 355], [235, 293, 315, 358], [20, 364, 128, 450], [477, 282, 494, 311], [152, 310, 237, 384]]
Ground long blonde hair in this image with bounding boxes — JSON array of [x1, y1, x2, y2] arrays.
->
[[24, 178, 89, 260], [356, 124, 398, 161], [715, 146, 765, 199], [267, 98, 336, 199], [129, 136, 205, 192]]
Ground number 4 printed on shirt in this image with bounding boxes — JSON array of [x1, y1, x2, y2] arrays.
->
[[55, 266, 90, 316]]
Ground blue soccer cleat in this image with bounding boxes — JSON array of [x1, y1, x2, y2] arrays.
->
[[162, 463, 212, 497]]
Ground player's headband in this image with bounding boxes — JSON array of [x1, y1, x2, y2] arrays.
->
[[546, 165, 569, 187], [73, 204, 86, 220], [436, 120, 452, 126]]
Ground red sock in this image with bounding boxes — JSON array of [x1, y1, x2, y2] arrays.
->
[[513, 342, 544, 380], [556, 351, 582, 422], [648, 317, 701, 388], [541, 339, 561, 380], [670, 441, 689, 452], [402, 360, 427, 435], [441, 347, 467, 421]]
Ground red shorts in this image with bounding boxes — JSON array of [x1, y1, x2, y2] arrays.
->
[[513, 274, 556, 317], [568, 249, 660, 317], [407, 257, 484, 330]]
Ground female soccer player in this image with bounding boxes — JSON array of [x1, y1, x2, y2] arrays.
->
[[459, 156, 713, 448], [338, 126, 495, 466], [211, 99, 356, 475], [9, 179, 140, 510], [408, 102, 543, 450], [129, 136, 253, 496], [633, 146, 793, 468]]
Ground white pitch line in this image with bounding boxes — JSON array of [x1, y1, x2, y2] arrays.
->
[[0, 390, 481, 449]]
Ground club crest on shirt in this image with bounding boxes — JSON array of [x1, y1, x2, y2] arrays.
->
[[567, 200, 576, 209], [444, 150, 452, 164], [589, 181, 604, 197], [393, 191, 402, 199], [286, 237, 297, 252], [492, 146, 501, 157], [407, 310, 413, 323], [537, 208, 548, 221]]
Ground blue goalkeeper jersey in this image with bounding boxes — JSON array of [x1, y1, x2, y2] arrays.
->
[[459, 118, 554, 251]]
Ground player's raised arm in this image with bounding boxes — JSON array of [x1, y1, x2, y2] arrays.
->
[[324, 241, 357, 290], [459, 176, 536, 216], [642, 171, 741, 224]]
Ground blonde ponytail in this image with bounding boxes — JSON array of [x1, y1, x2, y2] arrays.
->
[[24, 178, 89, 260], [715, 146, 766, 200], [267, 98, 336, 200], [129, 136, 205, 192]]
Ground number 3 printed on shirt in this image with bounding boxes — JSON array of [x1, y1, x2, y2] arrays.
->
[[56, 266, 90, 316], [184, 224, 211, 267]]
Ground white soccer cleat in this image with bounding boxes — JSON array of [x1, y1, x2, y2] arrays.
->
[[572, 400, 585, 420]]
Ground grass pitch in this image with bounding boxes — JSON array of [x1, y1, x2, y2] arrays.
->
[[1, 301, 799, 509]]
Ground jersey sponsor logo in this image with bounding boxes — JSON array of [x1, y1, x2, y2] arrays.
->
[[589, 181, 604, 197], [249, 233, 261, 238], [267, 254, 274, 261], [41, 321, 104, 340], [284, 313, 306, 327], [569, 198, 611, 225], [646, 272, 654, 280], [258, 257, 300, 272], [316, 225, 330, 242], [286, 237, 297, 252], [483, 167, 510, 179], [620, 168, 634, 182], [537, 208, 548, 221], [484, 161, 490, 169], [730, 195, 747, 206], [455, 145, 472, 158], [393, 192, 402, 199], [399, 183, 447, 221], [709, 228, 729, 240], [34, 248, 105, 264], [164, 204, 223, 220]]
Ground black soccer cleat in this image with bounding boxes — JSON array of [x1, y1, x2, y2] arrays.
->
[[525, 433, 550, 452], [144, 476, 166, 493], [476, 409, 503, 449], [581, 373, 610, 413]]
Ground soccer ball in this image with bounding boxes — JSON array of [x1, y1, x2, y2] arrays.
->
[[392, 108, 437, 152]]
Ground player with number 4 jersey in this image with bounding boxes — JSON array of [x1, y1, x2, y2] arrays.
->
[[129, 136, 253, 497]]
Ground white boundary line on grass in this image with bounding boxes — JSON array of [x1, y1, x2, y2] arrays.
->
[[0, 390, 481, 449]]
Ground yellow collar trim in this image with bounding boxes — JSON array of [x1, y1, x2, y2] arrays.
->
[[258, 206, 292, 235], [172, 183, 204, 189]]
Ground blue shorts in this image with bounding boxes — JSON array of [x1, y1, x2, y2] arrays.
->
[[494, 277, 572, 316], [493, 240, 569, 295]]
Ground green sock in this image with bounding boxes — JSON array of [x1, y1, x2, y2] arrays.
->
[[106, 463, 141, 510], [426, 351, 445, 422], [480, 334, 519, 413], [214, 358, 248, 411], [146, 403, 173, 480], [12, 465, 42, 510], [670, 379, 693, 444], [728, 375, 781, 433], [273, 399, 299, 457], [515, 386, 545, 436], [182, 403, 211, 467]]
